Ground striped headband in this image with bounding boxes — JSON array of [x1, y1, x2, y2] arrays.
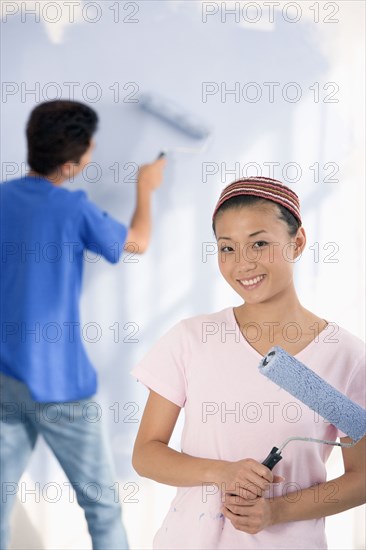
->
[[212, 177, 301, 226]]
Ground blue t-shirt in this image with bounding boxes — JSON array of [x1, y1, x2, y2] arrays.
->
[[0, 175, 128, 402]]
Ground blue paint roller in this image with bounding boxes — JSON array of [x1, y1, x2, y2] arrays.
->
[[257, 346, 366, 470], [139, 92, 213, 156]]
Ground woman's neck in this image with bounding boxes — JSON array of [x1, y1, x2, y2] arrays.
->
[[233, 286, 328, 355], [236, 286, 309, 327]]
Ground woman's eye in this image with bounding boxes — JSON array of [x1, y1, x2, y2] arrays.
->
[[220, 246, 234, 253], [253, 241, 268, 248]]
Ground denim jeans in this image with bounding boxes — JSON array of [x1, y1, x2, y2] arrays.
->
[[0, 372, 129, 550]]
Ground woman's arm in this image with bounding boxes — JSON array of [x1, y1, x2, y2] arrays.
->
[[223, 435, 366, 533], [132, 390, 281, 496], [271, 435, 365, 522]]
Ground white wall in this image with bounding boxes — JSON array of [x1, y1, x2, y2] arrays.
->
[[1, 1, 364, 549]]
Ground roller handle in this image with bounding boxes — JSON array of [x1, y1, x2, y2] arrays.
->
[[261, 447, 283, 471], [157, 151, 166, 159], [225, 446, 282, 498]]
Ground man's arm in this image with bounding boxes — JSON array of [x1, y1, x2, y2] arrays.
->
[[125, 157, 166, 254]]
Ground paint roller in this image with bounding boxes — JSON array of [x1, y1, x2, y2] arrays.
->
[[257, 346, 366, 470], [139, 92, 213, 157]]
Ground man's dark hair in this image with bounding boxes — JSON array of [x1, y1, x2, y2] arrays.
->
[[26, 100, 99, 175]]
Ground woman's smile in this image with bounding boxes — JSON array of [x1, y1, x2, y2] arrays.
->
[[237, 274, 266, 290]]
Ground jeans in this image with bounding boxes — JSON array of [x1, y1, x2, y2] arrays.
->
[[0, 372, 129, 550]]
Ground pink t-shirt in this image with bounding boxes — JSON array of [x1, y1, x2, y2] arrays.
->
[[131, 307, 365, 549]]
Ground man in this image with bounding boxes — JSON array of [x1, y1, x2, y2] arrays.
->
[[0, 99, 166, 549]]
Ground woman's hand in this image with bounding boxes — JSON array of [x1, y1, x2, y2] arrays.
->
[[215, 458, 281, 498], [215, 458, 284, 534], [222, 494, 274, 534]]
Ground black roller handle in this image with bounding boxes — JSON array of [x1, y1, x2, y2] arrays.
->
[[225, 446, 282, 498], [261, 447, 283, 471], [157, 151, 166, 159]]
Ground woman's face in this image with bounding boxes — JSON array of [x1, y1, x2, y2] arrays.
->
[[214, 204, 306, 305]]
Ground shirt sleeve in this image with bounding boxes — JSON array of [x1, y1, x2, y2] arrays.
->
[[131, 321, 188, 408], [338, 355, 366, 439], [79, 192, 128, 263]]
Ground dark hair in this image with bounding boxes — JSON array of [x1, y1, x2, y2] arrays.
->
[[212, 195, 300, 237], [26, 100, 98, 175]]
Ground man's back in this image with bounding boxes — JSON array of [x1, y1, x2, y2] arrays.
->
[[0, 175, 127, 402]]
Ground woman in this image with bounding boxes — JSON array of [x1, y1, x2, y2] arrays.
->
[[131, 177, 365, 549]]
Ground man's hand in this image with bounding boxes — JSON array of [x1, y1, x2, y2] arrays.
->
[[137, 157, 167, 192], [125, 156, 167, 253]]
